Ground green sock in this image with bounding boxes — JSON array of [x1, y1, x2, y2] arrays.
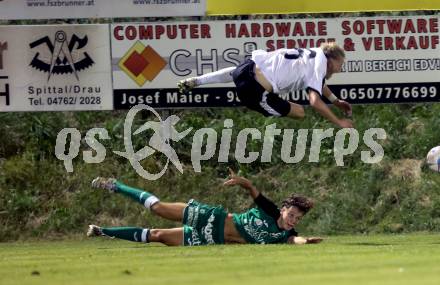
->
[[102, 227, 150, 243], [114, 181, 159, 209]]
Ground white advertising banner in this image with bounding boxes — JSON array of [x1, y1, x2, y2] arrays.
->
[[0, 24, 113, 112], [111, 15, 440, 109], [0, 0, 206, 20]]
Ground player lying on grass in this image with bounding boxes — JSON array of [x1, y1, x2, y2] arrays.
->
[[178, 41, 353, 128], [87, 169, 322, 246]]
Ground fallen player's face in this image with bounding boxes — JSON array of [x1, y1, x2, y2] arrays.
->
[[326, 57, 345, 79], [280, 206, 304, 230]]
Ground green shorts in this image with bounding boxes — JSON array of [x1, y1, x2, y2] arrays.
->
[[182, 199, 227, 246]]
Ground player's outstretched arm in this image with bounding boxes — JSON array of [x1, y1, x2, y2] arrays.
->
[[322, 85, 352, 117], [287, 236, 324, 245], [223, 168, 260, 199], [308, 89, 354, 128]]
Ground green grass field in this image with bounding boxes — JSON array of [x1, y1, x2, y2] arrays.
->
[[1, 234, 439, 285]]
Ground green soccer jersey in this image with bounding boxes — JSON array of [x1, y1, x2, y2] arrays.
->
[[232, 207, 291, 244]]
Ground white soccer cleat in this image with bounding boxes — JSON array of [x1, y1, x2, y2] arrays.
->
[[178, 77, 198, 93], [87, 225, 104, 237], [91, 177, 117, 192]]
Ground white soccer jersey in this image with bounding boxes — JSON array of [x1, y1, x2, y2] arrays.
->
[[252, 48, 327, 95]]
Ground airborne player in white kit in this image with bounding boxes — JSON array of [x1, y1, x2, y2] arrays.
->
[[178, 42, 353, 128]]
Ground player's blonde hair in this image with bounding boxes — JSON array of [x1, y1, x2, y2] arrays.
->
[[321, 42, 345, 60]]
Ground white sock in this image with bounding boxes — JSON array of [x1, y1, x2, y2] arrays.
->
[[196, 67, 236, 85], [144, 196, 160, 210], [141, 228, 150, 243]]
